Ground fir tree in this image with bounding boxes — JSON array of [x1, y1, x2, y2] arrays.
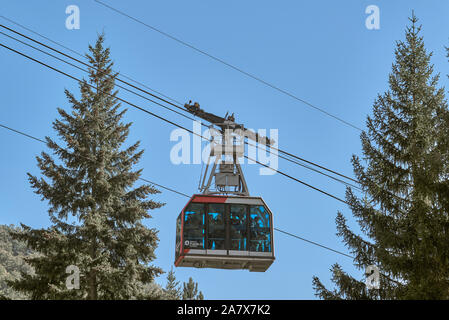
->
[[313, 14, 449, 299], [8, 35, 164, 300], [0, 225, 34, 300], [182, 277, 204, 300], [163, 267, 181, 300]]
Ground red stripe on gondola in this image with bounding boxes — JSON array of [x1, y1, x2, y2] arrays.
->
[[191, 195, 228, 203], [175, 254, 184, 267], [174, 249, 191, 267]]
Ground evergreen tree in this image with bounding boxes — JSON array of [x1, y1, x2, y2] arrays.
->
[[0, 225, 34, 300], [140, 281, 165, 300], [164, 267, 181, 300], [313, 14, 449, 299], [8, 35, 164, 299], [182, 277, 204, 300]]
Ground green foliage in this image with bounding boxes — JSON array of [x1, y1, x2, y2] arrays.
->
[[0, 225, 34, 300], [139, 281, 165, 300], [161, 268, 204, 300], [8, 34, 164, 300], [182, 277, 204, 300], [313, 14, 449, 299], [164, 267, 181, 300]]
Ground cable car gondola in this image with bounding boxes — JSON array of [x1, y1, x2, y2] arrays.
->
[[174, 103, 275, 272], [174, 194, 274, 272]]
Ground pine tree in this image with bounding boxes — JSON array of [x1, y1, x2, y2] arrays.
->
[[0, 225, 34, 300], [313, 14, 449, 299], [8, 35, 164, 300], [182, 277, 204, 300], [164, 267, 181, 300]]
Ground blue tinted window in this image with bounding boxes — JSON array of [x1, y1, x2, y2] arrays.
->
[[230, 205, 247, 251], [207, 204, 225, 250], [184, 203, 205, 249], [249, 205, 271, 252]]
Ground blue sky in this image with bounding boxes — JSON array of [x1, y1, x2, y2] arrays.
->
[[0, 0, 448, 299]]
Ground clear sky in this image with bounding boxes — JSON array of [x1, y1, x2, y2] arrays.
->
[[1, 0, 448, 299]]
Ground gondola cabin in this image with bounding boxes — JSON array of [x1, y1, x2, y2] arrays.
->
[[174, 194, 275, 272]]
